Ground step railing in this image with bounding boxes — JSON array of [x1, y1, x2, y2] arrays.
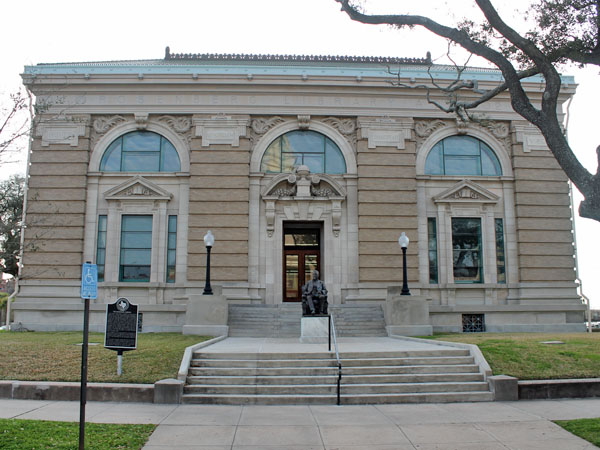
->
[[328, 314, 342, 405]]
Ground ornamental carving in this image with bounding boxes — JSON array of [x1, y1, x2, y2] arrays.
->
[[415, 119, 511, 154], [322, 117, 357, 147], [158, 115, 192, 134], [124, 185, 153, 196], [93, 115, 127, 134]]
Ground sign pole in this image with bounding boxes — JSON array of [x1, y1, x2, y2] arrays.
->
[[117, 350, 123, 376], [79, 261, 98, 450], [78, 296, 90, 450]]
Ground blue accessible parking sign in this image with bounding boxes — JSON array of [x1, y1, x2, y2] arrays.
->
[[81, 262, 98, 299]]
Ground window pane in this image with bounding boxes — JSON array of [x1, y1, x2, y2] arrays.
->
[[481, 145, 502, 175], [304, 154, 324, 173], [161, 140, 181, 171], [325, 139, 346, 174], [122, 216, 153, 231], [167, 250, 176, 266], [285, 254, 299, 299], [122, 152, 160, 171], [121, 249, 151, 265], [121, 232, 152, 248], [425, 145, 443, 175], [444, 136, 479, 155], [284, 131, 323, 153], [168, 215, 177, 231], [96, 248, 105, 265], [495, 218, 506, 283], [281, 152, 301, 172], [261, 140, 282, 172], [452, 218, 482, 283], [444, 156, 480, 175], [121, 266, 150, 282], [428, 218, 438, 284], [123, 131, 161, 151], [100, 139, 122, 171], [284, 232, 319, 247]]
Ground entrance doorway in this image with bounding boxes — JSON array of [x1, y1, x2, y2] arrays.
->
[[283, 224, 321, 302]]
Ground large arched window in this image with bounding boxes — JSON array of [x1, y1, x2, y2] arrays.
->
[[425, 135, 502, 176], [100, 131, 181, 172], [260, 130, 346, 174]]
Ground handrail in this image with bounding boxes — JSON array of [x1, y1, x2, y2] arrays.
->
[[329, 314, 342, 405]]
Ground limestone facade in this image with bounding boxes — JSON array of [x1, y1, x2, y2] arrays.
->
[[14, 53, 585, 332]]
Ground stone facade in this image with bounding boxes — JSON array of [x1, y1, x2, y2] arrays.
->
[[13, 53, 585, 333]]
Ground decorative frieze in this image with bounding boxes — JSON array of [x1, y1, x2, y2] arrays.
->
[[358, 117, 413, 149], [512, 123, 549, 152], [36, 117, 88, 147], [193, 115, 250, 147]]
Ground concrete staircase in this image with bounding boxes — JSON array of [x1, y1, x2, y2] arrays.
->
[[228, 304, 387, 337], [183, 347, 493, 405]]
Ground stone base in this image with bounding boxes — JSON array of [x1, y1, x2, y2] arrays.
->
[[182, 325, 228, 336], [300, 316, 329, 344], [153, 378, 184, 404], [387, 325, 433, 337]]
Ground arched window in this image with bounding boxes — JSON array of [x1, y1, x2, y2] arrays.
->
[[100, 131, 181, 172], [425, 135, 502, 176], [260, 130, 346, 174]]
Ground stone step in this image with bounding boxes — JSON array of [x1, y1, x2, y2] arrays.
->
[[190, 356, 475, 368], [188, 364, 482, 377], [182, 391, 494, 405], [184, 381, 490, 396], [192, 349, 470, 359], [186, 373, 484, 385]]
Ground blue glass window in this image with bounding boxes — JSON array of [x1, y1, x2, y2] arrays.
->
[[166, 216, 177, 283], [100, 131, 180, 172], [120, 215, 152, 282], [452, 218, 483, 283], [96, 215, 107, 282], [425, 136, 502, 176], [260, 130, 346, 174]]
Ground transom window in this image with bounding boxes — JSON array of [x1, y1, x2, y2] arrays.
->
[[261, 130, 346, 174], [425, 136, 502, 176], [100, 131, 181, 172]]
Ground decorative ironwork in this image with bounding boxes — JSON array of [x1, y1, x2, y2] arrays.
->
[[462, 314, 486, 333]]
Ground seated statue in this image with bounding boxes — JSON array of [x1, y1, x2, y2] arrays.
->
[[302, 270, 328, 316]]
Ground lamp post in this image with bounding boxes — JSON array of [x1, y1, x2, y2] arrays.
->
[[398, 232, 410, 296], [203, 230, 214, 295]]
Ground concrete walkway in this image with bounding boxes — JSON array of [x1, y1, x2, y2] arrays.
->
[[2, 398, 600, 449]]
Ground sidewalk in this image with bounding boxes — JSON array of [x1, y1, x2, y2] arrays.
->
[[2, 398, 600, 449]]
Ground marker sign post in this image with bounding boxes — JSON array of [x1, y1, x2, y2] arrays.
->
[[104, 297, 138, 376], [79, 262, 97, 450]]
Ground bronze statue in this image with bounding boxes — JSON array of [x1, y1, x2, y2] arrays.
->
[[302, 270, 328, 316]]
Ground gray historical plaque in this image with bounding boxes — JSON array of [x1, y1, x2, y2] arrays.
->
[[104, 297, 138, 350]]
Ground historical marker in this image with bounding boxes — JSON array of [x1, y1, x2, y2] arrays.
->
[[105, 298, 138, 350]]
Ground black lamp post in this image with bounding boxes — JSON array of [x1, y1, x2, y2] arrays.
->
[[398, 232, 411, 295], [203, 230, 214, 295]]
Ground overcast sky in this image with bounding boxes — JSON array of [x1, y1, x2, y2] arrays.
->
[[1, 0, 598, 307]]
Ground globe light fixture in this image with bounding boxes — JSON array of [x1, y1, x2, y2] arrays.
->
[[398, 232, 410, 295], [203, 230, 214, 295]]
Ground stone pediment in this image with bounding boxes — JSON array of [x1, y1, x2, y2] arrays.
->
[[104, 176, 172, 202], [433, 180, 499, 204]]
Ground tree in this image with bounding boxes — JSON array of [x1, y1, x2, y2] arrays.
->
[[0, 90, 30, 166], [0, 175, 25, 277], [336, 0, 600, 222]]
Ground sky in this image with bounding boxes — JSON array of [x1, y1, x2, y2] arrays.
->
[[1, 0, 598, 307]]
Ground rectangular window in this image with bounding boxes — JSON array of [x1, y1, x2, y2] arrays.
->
[[452, 218, 483, 283], [428, 218, 438, 284], [495, 218, 506, 283], [166, 215, 177, 283], [120, 215, 152, 282], [96, 215, 107, 282]]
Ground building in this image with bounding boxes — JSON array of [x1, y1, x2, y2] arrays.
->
[[13, 49, 586, 333]]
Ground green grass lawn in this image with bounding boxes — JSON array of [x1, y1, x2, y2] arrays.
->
[[556, 418, 600, 447], [0, 418, 155, 450], [427, 332, 600, 380], [0, 332, 210, 384]]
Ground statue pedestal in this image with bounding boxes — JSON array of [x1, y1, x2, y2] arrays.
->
[[182, 294, 229, 336], [300, 316, 329, 343]]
